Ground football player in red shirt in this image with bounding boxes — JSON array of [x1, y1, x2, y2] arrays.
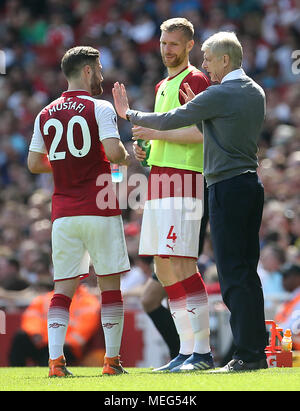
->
[[114, 18, 214, 373], [28, 46, 130, 377]]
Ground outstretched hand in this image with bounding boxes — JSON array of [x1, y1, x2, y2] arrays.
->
[[112, 82, 130, 119], [179, 82, 195, 103]]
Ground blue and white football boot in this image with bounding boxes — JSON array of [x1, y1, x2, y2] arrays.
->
[[170, 352, 214, 372], [152, 353, 191, 372]]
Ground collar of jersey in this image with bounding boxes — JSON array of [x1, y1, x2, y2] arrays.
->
[[62, 90, 91, 97], [167, 65, 190, 81]]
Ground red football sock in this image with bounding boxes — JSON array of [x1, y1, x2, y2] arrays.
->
[[48, 293, 72, 360], [164, 282, 194, 355], [101, 290, 124, 358], [181, 273, 210, 354]]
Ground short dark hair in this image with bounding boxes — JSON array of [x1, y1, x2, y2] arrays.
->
[[61, 46, 100, 79], [160, 18, 194, 41], [281, 263, 300, 277]]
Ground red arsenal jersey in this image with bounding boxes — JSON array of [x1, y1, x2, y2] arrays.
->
[[155, 65, 210, 104], [148, 66, 210, 199], [29, 90, 121, 221]]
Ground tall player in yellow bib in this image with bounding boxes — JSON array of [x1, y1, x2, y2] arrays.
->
[[124, 18, 214, 372]]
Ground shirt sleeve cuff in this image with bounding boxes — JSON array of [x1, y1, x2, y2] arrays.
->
[[125, 109, 138, 122]]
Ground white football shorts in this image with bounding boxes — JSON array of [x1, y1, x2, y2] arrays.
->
[[52, 215, 130, 281], [139, 197, 203, 258]]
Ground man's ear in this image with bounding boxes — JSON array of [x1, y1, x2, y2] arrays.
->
[[82, 64, 92, 78], [187, 39, 194, 53], [223, 54, 230, 68]]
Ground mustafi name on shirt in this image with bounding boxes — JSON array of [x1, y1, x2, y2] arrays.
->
[[48, 100, 86, 116]]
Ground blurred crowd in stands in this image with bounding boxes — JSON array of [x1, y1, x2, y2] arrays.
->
[[0, 0, 300, 313]]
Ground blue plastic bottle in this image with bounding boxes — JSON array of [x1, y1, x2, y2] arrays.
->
[[111, 164, 123, 183]]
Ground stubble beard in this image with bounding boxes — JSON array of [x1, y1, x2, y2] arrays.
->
[[90, 72, 103, 96], [162, 49, 188, 69]]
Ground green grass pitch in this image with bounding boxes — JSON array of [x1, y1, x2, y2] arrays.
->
[[0, 367, 299, 391]]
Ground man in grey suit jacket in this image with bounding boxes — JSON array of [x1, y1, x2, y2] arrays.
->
[[113, 31, 269, 372]]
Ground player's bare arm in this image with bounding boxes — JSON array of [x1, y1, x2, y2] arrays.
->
[[27, 151, 52, 174], [132, 125, 203, 144], [102, 137, 130, 166]]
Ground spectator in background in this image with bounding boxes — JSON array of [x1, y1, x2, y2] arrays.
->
[[0, 256, 29, 291], [291, 205, 300, 251], [274, 264, 300, 351], [258, 243, 286, 299], [9, 284, 101, 366], [121, 255, 152, 298]]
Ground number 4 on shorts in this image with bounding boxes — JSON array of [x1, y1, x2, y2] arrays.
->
[[167, 225, 177, 243]]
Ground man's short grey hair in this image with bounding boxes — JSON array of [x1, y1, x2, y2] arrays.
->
[[201, 32, 243, 69]]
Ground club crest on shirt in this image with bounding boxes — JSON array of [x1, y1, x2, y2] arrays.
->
[[49, 322, 66, 329], [103, 322, 119, 329]]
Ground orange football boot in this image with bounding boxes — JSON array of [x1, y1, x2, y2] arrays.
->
[[48, 355, 73, 377], [102, 355, 128, 375]]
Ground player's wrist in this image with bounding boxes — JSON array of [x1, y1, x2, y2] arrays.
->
[[126, 109, 135, 122], [151, 129, 160, 140], [119, 152, 130, 166]]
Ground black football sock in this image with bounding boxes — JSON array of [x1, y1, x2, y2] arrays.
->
[[147, 305, 180, 359]]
